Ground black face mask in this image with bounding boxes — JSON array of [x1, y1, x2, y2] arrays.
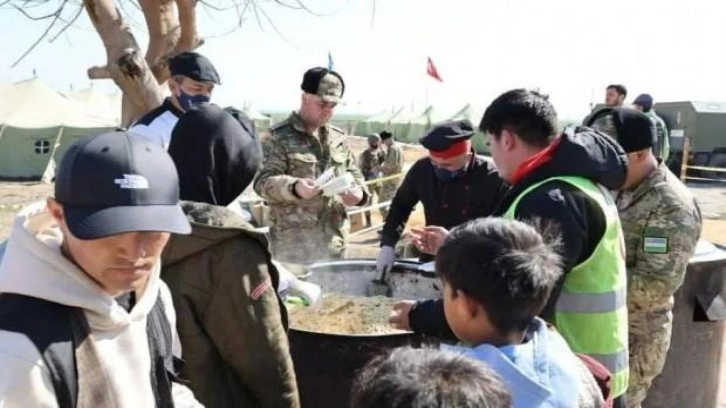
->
[[434, 166, 467, 182]]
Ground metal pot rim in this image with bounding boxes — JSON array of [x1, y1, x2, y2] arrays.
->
[[290, 258, 428, 338]]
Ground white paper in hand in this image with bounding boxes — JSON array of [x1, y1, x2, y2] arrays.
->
[[322, 173, 355, 197], [314, 168, 336, 187], [419, 261, 436, 273]]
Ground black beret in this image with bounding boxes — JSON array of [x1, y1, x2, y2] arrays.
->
[[419, 119, 475, 152], [169, 52, 221, 84], [586, 108, 655, 153], [380, 130, 393, 140]]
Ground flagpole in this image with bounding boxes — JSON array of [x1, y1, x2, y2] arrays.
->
[[425, 82, 429, 106]]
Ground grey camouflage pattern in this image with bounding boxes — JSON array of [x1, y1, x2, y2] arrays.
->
[[616, 162, 702, 407]]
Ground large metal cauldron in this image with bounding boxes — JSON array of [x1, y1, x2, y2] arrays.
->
[[288, 259, 442, 408]]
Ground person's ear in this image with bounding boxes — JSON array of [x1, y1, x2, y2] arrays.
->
[[456, 289, 479, 320], [46, 197, 64, 224], [500, 129, 516, 151]]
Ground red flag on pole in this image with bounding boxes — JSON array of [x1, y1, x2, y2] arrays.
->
[[426, 57, 443, 82]]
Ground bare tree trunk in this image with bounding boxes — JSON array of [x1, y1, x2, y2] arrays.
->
[[139, 0, 179, 83], [83, 0, 203, 126], [84, 0, 164, 126], [173, 0, 203, 54]]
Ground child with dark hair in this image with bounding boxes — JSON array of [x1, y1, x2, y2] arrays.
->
[[436, 217, 604, 407], [351, 346, 512, 408]]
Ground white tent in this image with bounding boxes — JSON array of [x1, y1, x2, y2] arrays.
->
[[0, 78, 117, 181], [241, 103, 272, 132], [67, 86, 122, 125]]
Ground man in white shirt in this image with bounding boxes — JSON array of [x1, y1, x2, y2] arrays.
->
[[131, 51, 220, 149]]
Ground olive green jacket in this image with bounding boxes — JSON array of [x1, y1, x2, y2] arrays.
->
[[161, 202, 299, 408]]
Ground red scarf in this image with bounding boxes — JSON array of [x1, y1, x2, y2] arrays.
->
[[510, 136, 562, 185]]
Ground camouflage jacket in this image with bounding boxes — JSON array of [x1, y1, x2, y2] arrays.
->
[[617, 162, 702, 323], [253, 112, 369, 261], [382, 142, 404, 176], [359, 147, 385, 180]]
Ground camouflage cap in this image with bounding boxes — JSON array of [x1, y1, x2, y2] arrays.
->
[[301, 67, 345, 103], [367, 133, 381, 144]]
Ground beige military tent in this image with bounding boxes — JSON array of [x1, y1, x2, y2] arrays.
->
[[0, 78, 117, 181], [361, 106, 405, 136], [241, 104, 272, 132], [67, 86, 122, 125], [443, 103, 488, 153]]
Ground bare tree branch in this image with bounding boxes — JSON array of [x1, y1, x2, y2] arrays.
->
[[370, 0, 375, 28], [196, 0, 235, 12], [116, 0, 145, 32], [201, 0, 250, 39], [87, 64, 111, 78], [48, 3, 84, 42], [254, 2, 297, 48], [11, 0, 68, 67], [173, 0, 201, 52], [138, 0, 179, 83], [237, 0, 250, 26], [12, 1, 65, 20], [272, 0, 348, 17], [11, 0, 349, 121]]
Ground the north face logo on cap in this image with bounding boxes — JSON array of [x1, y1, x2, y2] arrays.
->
[[114, 174, 150, 189]]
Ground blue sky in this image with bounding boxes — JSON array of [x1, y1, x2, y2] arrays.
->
[[1, 0, 725, 120]]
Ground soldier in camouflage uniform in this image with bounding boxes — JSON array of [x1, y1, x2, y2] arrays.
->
[[633, 94, 670, 162], [588, 108, 702, 408], [359, 133, 386, 226], [379, 130, 404, 220], [254, 67, 369, 263]]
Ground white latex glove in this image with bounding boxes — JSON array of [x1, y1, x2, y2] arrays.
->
[[273, 260, 322, 305], [289, 280, 322, 306], [376, 246, 396, 275]]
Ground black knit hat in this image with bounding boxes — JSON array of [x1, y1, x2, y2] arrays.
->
[[585, 108, 655, 153], [380, 130, 393, 140]]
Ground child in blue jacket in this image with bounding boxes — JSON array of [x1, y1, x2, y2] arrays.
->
[[436, 217, 604, 407]]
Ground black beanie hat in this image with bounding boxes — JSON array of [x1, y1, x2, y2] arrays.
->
[[586, 107, 655, 153]]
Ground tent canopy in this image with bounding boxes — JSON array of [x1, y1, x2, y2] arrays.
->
[[241, 103, 272, 131], [0, 78, 117, 180], [67, 86, 122, 125], [0, 79, 115, 128], [360, 106, 405, 136]]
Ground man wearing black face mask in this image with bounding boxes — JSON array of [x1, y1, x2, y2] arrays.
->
[[376, 119, 509, 271], [131, 52, 221, 150]]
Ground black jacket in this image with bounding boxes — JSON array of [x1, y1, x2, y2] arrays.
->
[[380, 153, 509, 256], [410, 127, 628, 339], [168, 104, 262, 206]]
